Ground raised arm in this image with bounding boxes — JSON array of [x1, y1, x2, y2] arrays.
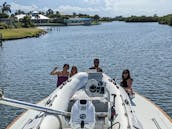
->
[[50, 67, 59, 75]]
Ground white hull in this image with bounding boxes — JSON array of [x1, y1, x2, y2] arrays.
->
[[133, 93, 172, 129], [3, 72, 172, 129]]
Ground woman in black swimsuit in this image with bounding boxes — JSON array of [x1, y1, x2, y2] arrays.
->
[[120, 69, 134, 95]]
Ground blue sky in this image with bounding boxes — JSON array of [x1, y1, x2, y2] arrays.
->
[[1, 0, 172, 17]]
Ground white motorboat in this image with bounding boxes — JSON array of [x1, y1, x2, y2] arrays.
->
[[0, 71, 172, 129]]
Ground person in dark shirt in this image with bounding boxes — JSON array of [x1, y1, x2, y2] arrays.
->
[[120, 69, 134, 95], [50, 64, 70, 87], [89, 58, 103, 72]]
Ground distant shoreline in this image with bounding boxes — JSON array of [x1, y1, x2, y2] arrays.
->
[[0, 28, 46, 41], [114, 15, 172, 26], [0, 22, 101, 41], [0, 19, 171, 42]]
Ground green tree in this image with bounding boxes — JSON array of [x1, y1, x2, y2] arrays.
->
[[0, 13, 9, 18], [56, 11, 60, 15], [22, 15, 34, 28], [169, 17, 172, 26], [15, 10, 25, 15], [73, 12, 76, 17], [46, 9, 54, 16], [94, 14, 100, 21], [35, 14, 40, 24], [0, 2, 11, 14], [39, 11, 45, 15]]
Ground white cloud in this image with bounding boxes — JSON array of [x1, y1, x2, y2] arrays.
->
[[10, 2, 51, 13], [8, 0, 172, 17], [57, 5, 100, 14], [83, 0, 102, 5], [11, 2, 39, 12], [101, 0, 172, 16]]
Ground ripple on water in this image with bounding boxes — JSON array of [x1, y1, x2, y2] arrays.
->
[[0, 22, 172, 128]]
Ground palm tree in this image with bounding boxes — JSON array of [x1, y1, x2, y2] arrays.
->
[[35, 14, 40, 24], [94, 14, 100, 21], [15, 10, 25, 15], [0, 2, 11, 14], [46, 9, 54, 16], [22, 15, 33, 28]]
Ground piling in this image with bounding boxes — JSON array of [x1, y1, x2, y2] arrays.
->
[[0, 33, 2, 46]]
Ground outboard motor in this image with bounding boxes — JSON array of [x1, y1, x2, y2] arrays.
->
[[70, 100, 95, 129]]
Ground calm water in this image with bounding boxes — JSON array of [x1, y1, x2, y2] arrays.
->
[[0, 22, 172, 128]]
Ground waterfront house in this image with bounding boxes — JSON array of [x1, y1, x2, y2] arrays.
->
[[15, 11, 50, 24], [64, 18, 93, 26], [31, 11, 49, 24]]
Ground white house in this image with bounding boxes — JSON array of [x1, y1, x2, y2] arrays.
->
[[15, 11, 50, 23], [15, 14, 26, 20]]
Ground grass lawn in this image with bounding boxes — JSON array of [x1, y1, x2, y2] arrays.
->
[[0, 28, 45, 40]]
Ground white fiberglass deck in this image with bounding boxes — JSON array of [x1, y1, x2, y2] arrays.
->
[[132, 93, 172, 129]]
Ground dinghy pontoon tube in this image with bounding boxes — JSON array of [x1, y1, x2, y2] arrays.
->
[[0, 71, 172, 129]]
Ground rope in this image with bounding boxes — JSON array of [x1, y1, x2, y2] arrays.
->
[[108, 122, 120, 129]]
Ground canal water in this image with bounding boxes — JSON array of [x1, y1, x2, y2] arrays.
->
[[0, 22, 172, 128]]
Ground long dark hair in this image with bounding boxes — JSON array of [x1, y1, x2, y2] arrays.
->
[[71, 66, 78, 73], [122, 69, 133, 81]]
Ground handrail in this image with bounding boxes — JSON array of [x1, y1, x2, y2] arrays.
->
[[0, 88, 108, 118], [0, 89, 70, 117], [0, 97, 71, 116]]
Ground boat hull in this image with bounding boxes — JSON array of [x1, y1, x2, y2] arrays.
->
[[5, 72, 172, 129]]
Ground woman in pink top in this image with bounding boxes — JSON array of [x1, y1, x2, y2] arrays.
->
[[50, 64, 70, 87]]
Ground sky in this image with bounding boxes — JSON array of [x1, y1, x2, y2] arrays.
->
[[0, 0, 172, 17]]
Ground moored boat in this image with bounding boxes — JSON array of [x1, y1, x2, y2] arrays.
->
[[0, 71, 172, 129]]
